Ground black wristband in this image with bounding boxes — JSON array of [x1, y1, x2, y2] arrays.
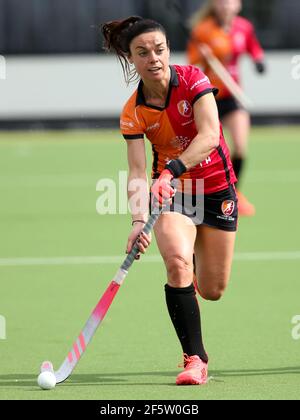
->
[[165, 159, 187, 178]]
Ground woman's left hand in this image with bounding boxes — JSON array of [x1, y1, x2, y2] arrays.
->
[[151, 169, 175, 205]]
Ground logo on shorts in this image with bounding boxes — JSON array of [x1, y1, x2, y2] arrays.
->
[[177, 100, 192, 118], [221, 200, 235, 216]]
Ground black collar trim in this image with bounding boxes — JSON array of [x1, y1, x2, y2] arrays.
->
[[135, 66, 179, 110]]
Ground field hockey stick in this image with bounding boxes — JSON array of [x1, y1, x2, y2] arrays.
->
[[39, 208, 163, 384], [167, 0, 253, 109], [202, 54, 253, 108]]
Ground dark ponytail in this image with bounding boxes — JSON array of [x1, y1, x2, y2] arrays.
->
[[101, 16, 168, 84]]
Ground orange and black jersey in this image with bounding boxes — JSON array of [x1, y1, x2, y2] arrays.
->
[[120, 65, 236, 194]]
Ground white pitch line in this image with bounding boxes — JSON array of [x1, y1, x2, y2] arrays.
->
[[0, 251, 300, 267], [234, 251, 300, 261], [0, 255, 162, 267]]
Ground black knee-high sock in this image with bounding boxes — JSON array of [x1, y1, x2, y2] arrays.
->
[[232, 156, 244, 186], [165, 284, 208, 363]]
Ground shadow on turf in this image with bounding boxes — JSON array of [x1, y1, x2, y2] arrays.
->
[[1, 366, 300, 388]]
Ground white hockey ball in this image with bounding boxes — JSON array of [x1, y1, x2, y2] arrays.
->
[[37, 371, 56, 390]]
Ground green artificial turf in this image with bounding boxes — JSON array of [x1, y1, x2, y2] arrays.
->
[[0, 127, 300, 400]]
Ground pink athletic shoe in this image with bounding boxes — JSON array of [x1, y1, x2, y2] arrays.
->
[[176, 354, 208, 385], [237, 190, 256, 217]]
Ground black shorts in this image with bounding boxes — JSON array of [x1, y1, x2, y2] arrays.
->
[[217, 96, 244, 120], [156, 184, 238, 232]]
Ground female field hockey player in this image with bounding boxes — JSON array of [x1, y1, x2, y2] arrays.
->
[[102, 16, 238, 385], [187, 0, 266, 216]]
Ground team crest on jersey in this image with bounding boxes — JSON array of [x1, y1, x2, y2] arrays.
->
[[177, 100, 192, 118], [221, 200, 235, 216]]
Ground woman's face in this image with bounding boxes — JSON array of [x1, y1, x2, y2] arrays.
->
[[212, 0, 242, 21], [129, 31, 170, 83]]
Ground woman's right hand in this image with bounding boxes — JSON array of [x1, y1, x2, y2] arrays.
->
[[126, 222, 152, 260]]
